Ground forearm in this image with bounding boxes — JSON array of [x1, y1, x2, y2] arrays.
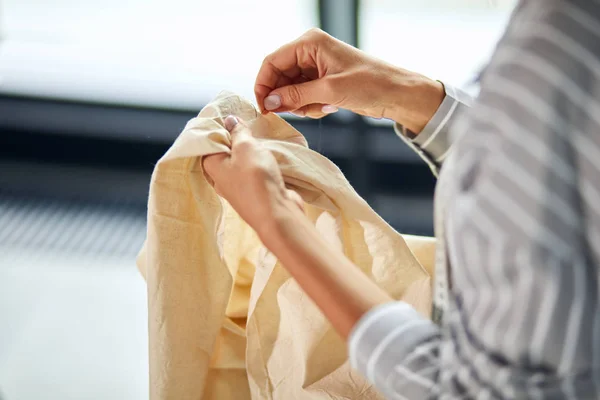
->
[[258, 198, 393, 339]]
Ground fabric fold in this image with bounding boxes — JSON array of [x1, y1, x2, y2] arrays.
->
[[138, 91, 434, 399]]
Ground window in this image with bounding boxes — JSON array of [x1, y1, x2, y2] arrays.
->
[[0, 0, 318, 109], [360, 0, 517, 90]]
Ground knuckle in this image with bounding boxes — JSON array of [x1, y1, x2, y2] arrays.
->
[[249, 164, 265, 175], [262, 53, 275, 67], [246, 164, 269, 181], [235, 138, 254, 152], [305, 27, 324, 39], [305, 28, 330, 45], [286, 85, 302, 106]]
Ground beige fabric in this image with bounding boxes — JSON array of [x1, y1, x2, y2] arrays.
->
[[137, 91, 434, 400]]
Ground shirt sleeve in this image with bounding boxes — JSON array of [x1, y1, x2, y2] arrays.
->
[[348, 302, 442, 399], [394, 83, 474, 177], [351, 0, 600, 398], [346, 85, 475, 399]]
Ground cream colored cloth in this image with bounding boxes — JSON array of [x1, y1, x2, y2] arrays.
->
[[137, 92, 434, 400]]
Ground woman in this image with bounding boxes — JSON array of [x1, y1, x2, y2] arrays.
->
[[203, 1, 600, 398]]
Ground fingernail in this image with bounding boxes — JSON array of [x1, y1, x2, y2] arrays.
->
[[321, 105, 338, 114], [224, 115, 238, 131], [264, 94, 281, 111]]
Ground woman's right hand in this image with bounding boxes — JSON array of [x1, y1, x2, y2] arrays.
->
[[255, 28, 444, 133]]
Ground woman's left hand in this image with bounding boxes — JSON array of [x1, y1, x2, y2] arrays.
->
[[202, 115, 303, 237]]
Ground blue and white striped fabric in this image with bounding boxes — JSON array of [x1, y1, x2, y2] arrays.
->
[[349, 0, 600, 398]]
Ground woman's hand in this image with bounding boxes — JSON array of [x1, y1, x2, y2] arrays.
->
[[203, 120, 393, 340], [202, 116, 303, 237], [255, 28, 444, 133]]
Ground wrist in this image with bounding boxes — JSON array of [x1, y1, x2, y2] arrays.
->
[[383, 70, 445, 134], [255, 196, 304, 245]]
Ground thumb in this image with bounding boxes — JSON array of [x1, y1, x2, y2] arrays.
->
[[223, 115, 252, 145], [264, 79, 331, 112]]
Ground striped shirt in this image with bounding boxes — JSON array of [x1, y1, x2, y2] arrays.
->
[[348, 0, 600, 398]]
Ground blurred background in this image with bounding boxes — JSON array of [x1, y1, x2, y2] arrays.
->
[[0, 1, 516, 399]]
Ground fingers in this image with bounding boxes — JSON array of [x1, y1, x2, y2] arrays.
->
[[255, 40, 308, 114], [202, 115, 250, 184], [224, 116, 254, 149], [202, 152, 228, 185], [263, 79, 336, 114], [292, 103, 339, 119], [224, 115, 239, 132], [321, 105, 339, 114], [255, 28, 330, 114]]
